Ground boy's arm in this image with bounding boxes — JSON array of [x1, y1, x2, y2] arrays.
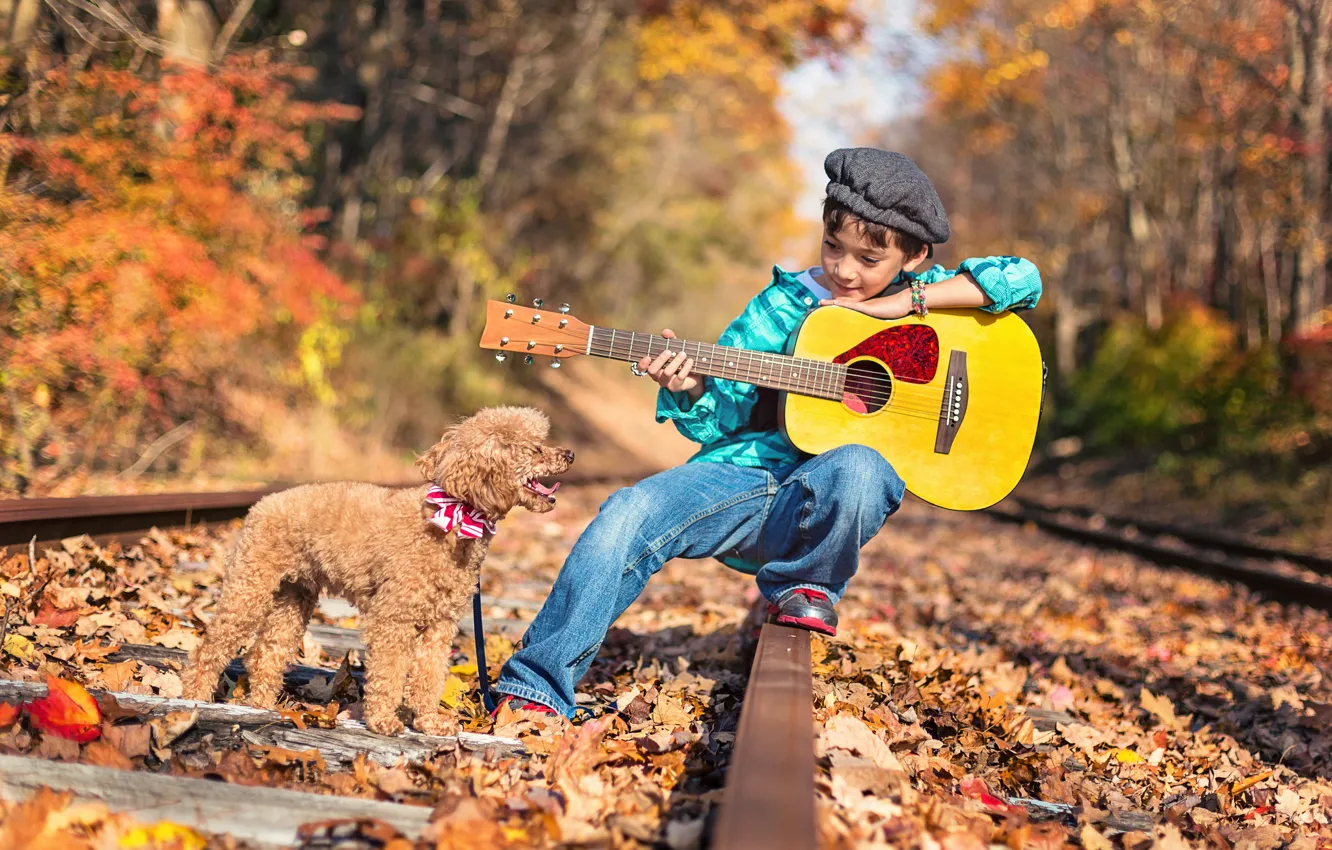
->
[[915, 256, 1042, 313], [654, 301, 771, 446]]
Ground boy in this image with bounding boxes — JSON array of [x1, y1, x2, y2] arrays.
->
[[493, 148, 1041, 718]]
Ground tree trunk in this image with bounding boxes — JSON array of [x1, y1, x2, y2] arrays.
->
[[1285, 0, 1330, 334], [0, 0, 38, 47], [156, 0, 217, 65]]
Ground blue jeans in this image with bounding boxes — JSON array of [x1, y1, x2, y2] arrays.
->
[[494, 444, 905, 716]]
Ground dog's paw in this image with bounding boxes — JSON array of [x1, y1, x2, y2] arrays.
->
[[366, 714, 406, 736], [413, 713, 460, 737]]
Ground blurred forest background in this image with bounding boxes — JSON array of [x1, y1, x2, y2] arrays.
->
[[1, 0, 1330, 543]]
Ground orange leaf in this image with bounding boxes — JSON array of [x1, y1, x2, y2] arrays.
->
[[25, 676, 102, 742], [0, 701, 20, 727]]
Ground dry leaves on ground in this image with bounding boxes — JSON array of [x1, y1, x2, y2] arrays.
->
[[0, 483, 1328, 849]]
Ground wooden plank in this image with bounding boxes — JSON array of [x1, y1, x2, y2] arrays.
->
[[712, 623, 816, 850], [0, 680, 523, 767], [0, 753, 432, 847]]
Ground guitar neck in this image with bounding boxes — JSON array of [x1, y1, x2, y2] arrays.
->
[[585, 326, 845, 401]]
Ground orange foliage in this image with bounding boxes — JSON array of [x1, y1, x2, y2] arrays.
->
[[24, 677, 101, 742], [0, 55, 359, 485]]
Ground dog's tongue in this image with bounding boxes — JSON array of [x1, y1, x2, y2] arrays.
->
[[528, 480, 560, 496]]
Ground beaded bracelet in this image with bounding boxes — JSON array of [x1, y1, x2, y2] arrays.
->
[[909, 279, 928, 316]]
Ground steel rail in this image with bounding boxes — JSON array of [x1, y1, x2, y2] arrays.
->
[[1010, 496, 1332, 576], [0, 490, 285, 549], [0, 472, 651, 550], [989, 499, 1332, 612], [713, 622, 817, 850]]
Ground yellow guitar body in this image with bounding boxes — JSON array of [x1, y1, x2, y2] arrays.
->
[[780, 307, 1044, 511]]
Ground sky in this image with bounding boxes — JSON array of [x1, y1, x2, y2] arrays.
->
[[777, 0, 937, 220]]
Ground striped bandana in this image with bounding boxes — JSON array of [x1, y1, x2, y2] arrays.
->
[[424, 486, 495, 538]]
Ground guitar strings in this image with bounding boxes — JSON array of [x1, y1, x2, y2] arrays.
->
[[513, 322, 954, 412], [577, 335, 951, 412], [581, 337, 949, 413], [583, 342, 954, 419]]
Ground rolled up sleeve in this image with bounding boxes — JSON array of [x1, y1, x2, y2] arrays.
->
[[955, 256, 1043, 313]]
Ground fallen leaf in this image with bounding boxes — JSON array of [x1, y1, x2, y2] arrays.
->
[[26, 677, 101, 742], [821, 714, 905, 773], [148, 709, 197, 749], [439, 676, 469, 709], [33, 601, 80, 629], [255, 745, 326, 771], [959, 776, 1011, 811], [4, 633, 38, 663], [118, 821, 207, 850], [1139, 688, 1181, 728], [1081, 824, 1114, 850], [1115, 749, 1144, 763], [141, 670, 183, 699], [548, 716, 613, 788], [81, 738, 133, 771], [0, 701, 20, 728], [152, 628, 201, 652], [98, 661, 138, 693], [102, 723, 151, 759], [650, 694, 693, 727]]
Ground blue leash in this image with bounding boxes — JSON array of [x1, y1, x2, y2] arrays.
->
[[472, 587, 496, 713]]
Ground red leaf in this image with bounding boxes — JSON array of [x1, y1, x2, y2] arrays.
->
[[0, 702, 20, 727], [33, 600, 81, 628], [25, 676, 102, 742], [960, 776, 1012, 812]]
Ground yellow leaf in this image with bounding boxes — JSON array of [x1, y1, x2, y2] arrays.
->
[[449, 661, 478, 676], [4, 633, 37, 663], [1115, 749, 1144, 763], [118, 821, 208, 850], [439, 676, 469, 709]]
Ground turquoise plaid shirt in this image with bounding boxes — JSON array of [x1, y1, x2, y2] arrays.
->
[[656, 257, 1042, 470]]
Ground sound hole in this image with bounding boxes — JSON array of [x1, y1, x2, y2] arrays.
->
[[843, 360, 890, 414]]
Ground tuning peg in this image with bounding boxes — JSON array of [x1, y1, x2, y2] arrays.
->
[[495, 352, 507, 362], [532, 298, 544, 308], [550, 359, 562, 369], [559, 303, 570, 314], [500, 337, 509, 346], [526, 340, 536, 349], [505, 293, 516, 304], [523, 354, 533, 365]]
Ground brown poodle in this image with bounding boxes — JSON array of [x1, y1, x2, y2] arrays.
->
[[182, 406, 573, 736]]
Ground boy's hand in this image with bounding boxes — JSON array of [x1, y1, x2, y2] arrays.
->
[[818, 290, 912, 319], [639, 329, 703, 400]]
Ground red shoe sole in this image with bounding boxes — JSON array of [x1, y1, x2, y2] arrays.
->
[[775, 614, 837, 636]]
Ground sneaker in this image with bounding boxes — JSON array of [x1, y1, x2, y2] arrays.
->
[[490, 695, 558, 719], [766, 588, 838, 636]]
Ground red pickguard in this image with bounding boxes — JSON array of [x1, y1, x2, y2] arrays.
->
[[833, 325, 939, 384]]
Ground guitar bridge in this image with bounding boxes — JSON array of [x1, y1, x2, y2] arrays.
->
[[934, 351, 968, 454]]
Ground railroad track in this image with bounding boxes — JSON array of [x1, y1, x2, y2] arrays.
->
[[987, 496, 1332, 611], [4, 481, 1331, 847]]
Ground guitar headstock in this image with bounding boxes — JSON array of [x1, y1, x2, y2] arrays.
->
[[479, 297, 591, 367]]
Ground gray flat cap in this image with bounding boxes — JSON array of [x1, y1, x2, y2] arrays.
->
[[824, 148, 950, 250]]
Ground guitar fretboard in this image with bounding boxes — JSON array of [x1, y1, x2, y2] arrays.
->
[[587, 327, 847, 400]]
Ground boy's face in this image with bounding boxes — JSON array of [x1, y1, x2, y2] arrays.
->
[[820, 220, 929, 302]]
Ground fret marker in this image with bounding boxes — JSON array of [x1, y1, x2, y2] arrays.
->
[[727, 361, 735, 367]]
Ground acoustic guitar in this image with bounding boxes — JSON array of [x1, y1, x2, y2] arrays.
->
[[479, 298, 1044, 511]]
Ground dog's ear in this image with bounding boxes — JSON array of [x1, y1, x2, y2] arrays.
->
[[415, 437, 449, 483]]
